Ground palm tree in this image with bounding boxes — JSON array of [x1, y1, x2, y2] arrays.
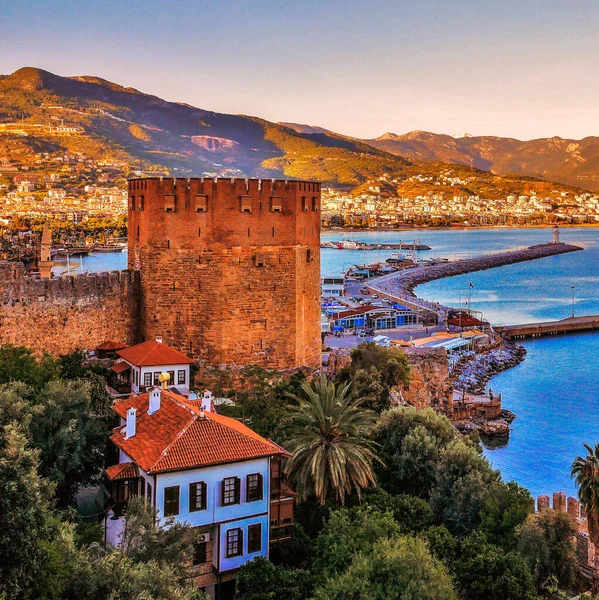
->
[[572, 443, 599, 543], [280, 375, 381, 505]]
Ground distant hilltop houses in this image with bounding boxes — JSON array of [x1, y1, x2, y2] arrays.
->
[[102, 338, 296, 598]]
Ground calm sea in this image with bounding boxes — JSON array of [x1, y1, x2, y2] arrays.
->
[[67, 227, 599, 497]]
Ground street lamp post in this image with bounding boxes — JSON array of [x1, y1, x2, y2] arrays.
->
[[571, 286, 575, 318]]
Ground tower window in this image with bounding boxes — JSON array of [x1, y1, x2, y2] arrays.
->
[[255, 254, 266, 267], [164, 194, 176, 212], [302, 196, 308, 212], [312, 196, 318, 211], [195, 194, 207, 212], [270, 196, 282, 212], [240, 196, 252, 212], [137, 196, 144, 211], [307, 249, 315, 263]]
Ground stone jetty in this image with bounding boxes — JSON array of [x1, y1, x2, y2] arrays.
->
[[368, 242, 582, 316], [454, 339, 527, 394]]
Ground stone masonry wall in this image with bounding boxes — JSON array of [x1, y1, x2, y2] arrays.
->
[[0, 262, 140, 355], [128, 177, 321, 370], [402, 347, 454, 413]]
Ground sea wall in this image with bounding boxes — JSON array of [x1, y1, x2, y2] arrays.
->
[[0, 262, 140, 355], [368, 243, 583, 314]]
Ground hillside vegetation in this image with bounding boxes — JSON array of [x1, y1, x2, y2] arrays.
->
[[0, 67, 591, 197]]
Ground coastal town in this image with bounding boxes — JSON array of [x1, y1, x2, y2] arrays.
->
[[321, 177, 599, 228], [5, 2, 599, 594], [3, 171, 599, 598]]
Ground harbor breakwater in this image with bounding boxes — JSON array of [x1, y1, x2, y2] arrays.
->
[[367, 242, 583, 315]]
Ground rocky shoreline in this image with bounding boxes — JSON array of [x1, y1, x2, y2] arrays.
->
[[454, 340, 527, 394]]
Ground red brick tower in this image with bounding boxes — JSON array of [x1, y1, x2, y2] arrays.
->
[[128, 177, 321, 370]]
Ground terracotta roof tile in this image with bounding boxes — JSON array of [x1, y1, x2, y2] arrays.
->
[[110, 389, 286, 474], [116, 340, 195, 367], [105, 461, 139, 480], [97, 341, 127, 351], [111, 361, 131, 374]]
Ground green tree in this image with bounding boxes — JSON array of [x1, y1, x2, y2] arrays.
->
[[0, 424, 62, 599], [572, 443, 599, 544], [453, 533, 538, 600], [430, 441, 500, 537], [313, 506, 401, 581], [64, 498, 206, 600], [420, 525, 458, 563], [0, 344, 58, 388], [118, 497, 197, 579], [340, 342, 410, 411], [235, 556, 311, 600], [518, 509, 578, 591], [360, 488, 434, 534], [29, 379, 112, 506], [313, 536, 456, 600], [373, 407, 456, 497], [209, 366, 306, 439], [0, 378, 112, 507], [479, 481, 534, 550], [280, 375, 380, 504]]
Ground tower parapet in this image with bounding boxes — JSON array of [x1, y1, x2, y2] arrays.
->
[[128, 177, 322, 369]]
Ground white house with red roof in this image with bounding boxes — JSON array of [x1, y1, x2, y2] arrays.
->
[[103, 385, 296, 598], [111, 338, 195, 394]]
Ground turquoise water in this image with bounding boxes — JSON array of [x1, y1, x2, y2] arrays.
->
[[324, 227, 599, 497], [74, 227, 599, 497]]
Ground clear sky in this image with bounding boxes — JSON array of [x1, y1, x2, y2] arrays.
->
[[1, 0, 599, 140]]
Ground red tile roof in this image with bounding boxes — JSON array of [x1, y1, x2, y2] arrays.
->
[[111, 361, 131, 374], [97, 341, 127, 351], [105, 461, 139, 480], [116, 340, 195, 367], [110, 389, 288, 474]]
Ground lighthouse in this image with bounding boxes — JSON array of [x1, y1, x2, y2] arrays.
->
[[552, 225, 560, 245]]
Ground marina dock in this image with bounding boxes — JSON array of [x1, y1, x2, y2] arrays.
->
[[495, 315, 599, 339]]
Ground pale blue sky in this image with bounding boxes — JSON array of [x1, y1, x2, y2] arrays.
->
[[1, 0, 598, 140]]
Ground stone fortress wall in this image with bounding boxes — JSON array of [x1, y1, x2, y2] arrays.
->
[[0, 262, 140, 355], [0, 177, 322, 370]]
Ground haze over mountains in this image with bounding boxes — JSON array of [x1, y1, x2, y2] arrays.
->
[[1, 67, 597, 194]]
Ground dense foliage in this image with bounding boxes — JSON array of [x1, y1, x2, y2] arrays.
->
[[0, 342, 587, 599]]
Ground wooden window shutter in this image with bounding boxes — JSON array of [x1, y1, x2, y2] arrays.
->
[[221, 480, 226, 506], [235, 477, 241, 504], [258, 473, 264, 500]]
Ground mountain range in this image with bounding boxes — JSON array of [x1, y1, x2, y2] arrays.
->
[[0, 67, 597, 196], [366, 130, 599, 192]]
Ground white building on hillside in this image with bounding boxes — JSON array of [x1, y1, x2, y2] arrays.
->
[[103, 386, 296, 599]]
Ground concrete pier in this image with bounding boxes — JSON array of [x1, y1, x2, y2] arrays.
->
[[366, 242, 582, 318], [496, 315, 599, 339]]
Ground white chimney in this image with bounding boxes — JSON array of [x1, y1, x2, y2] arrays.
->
[[126, 408, 136, 439], [201, 390, 213, 413], [148, 387, 161, 415]]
